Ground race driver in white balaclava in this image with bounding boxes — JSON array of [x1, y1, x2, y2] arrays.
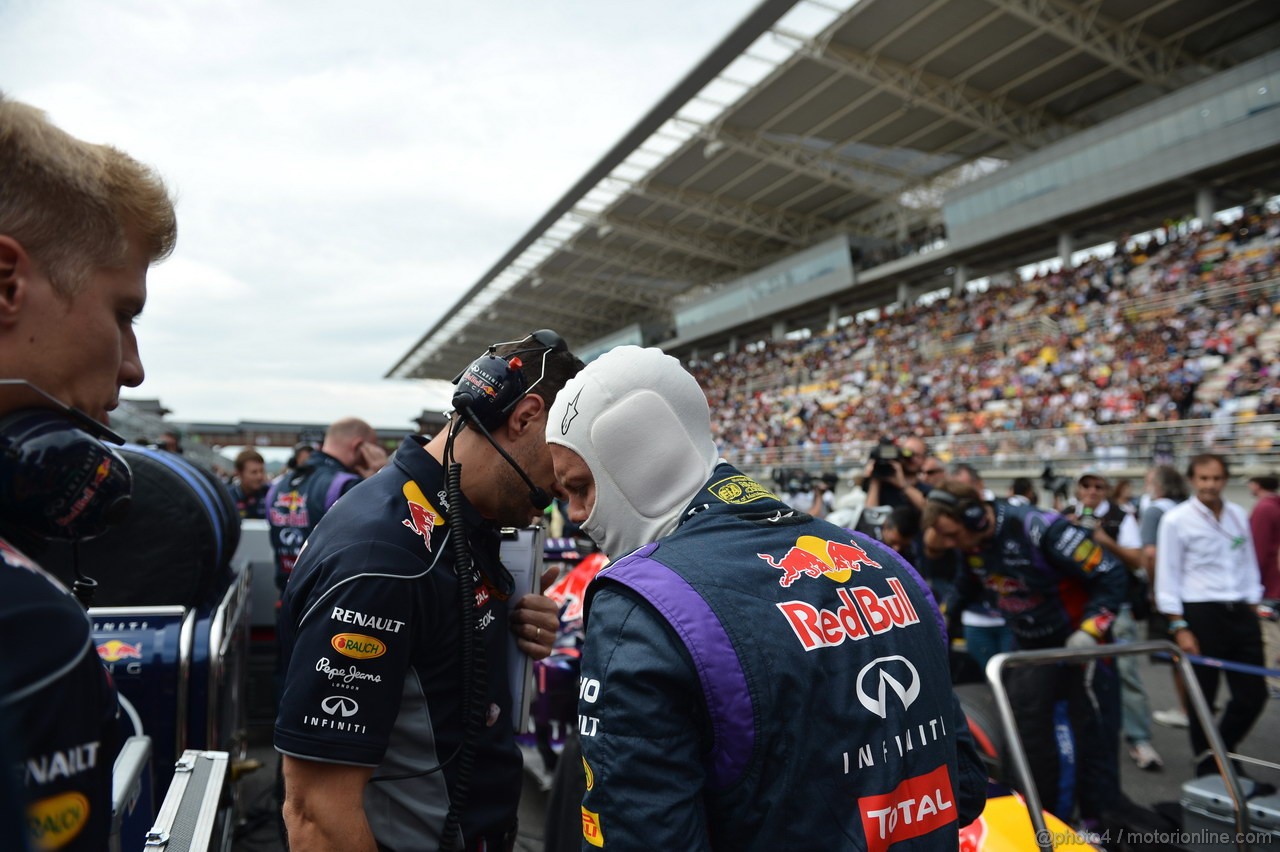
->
[[545, 345, 719, 560]]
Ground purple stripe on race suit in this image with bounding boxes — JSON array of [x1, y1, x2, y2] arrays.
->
[[601, 543, 754, 790], [1021, 510, 1063, 577], [845, 528, 949, 646], [324, 472, 360, 511]]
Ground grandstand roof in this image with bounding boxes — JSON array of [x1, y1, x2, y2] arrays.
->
[[389, 0, 1280, 380]]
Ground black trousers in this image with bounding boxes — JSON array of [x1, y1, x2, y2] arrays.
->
[[1007, 657, 1121, 822], [1183, 601, 1267, 761]]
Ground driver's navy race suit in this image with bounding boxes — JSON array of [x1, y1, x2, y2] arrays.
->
[[274, 436, 522, 851], [578, 465, 987, 851], [934, 499, 1127, 821]]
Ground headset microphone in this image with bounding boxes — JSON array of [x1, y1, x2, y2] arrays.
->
[[456, 406, 552, 510]]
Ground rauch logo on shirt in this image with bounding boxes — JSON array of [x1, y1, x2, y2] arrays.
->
[[331, 633, 386, 660]]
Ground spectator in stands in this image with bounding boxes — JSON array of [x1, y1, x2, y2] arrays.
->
[[230, 448, 269, 520], [689, 207, 1280, 469], [1246, 473, 1280, 696], [1156, 454, 1266, 777], [0, 90, 177, 852]]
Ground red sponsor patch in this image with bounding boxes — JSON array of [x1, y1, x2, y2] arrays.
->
[[858, 765, 957, 852]]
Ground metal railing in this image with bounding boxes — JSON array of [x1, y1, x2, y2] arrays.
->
[[986, 641, 1256, 852], [727, 413, 1280, 477]]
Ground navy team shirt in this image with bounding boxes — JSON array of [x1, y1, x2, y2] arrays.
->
[[274, 436, 522, 851], [0, 533, 117, 852]]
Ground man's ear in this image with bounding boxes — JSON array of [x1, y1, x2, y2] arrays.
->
[[506, 393, 547, 438], [0, 236, 29, 324]]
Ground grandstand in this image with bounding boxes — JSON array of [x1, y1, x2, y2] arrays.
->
[[388, 0, 1280, 478]]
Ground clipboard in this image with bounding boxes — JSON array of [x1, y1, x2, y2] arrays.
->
[[498, 525, 545, 733]]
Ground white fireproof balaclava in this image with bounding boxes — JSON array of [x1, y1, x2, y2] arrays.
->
[[547, 346, 719, 560]]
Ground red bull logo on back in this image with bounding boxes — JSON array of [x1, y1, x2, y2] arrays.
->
[[776, 577, 920, 651], [757, 535, 882, 587]]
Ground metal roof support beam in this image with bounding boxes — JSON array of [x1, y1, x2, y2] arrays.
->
[[625, 181, 827, 244], [498, 294, 638, 327], [457, 315, 599, 348], [570, 212, 760, 269], [521, 274, 673, 311], [698, 122, 913, 200], [983, 0, 1222, 89], [786, 33, 1071, 151], [386, 0, 800, 378], [561, 239, 731, 285]]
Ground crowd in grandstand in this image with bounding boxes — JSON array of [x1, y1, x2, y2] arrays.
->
[[690, 208, 1280, 466]]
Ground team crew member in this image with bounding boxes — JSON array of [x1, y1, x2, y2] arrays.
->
[[0, 91, 177, 851], [275, 334, 582, 851], [230, 448, 270, 519], [924, 480, 1126, 825], [266, 418, 388, 591], [1155, 454, 1266, 776], [547, 347, 986, 851]]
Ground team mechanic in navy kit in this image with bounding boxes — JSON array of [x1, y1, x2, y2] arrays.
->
[[546, 347, 987, 851], [266, 417, 389, 593], [922, 479, 1127, 826], [275, 331, 583, 851], [0, 92, 178, 851]]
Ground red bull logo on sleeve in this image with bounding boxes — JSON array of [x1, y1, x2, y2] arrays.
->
[[758, 535, 882, 588], [402, 481, 446, 552], [96, 640, 143, 663], [776, 577, 920, 651], [858, 765, 957, 852]]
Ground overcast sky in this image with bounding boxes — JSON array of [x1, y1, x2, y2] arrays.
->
[[3, 0, 760, 429]]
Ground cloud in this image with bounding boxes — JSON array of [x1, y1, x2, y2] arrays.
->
[[3, 0, 758, 426]]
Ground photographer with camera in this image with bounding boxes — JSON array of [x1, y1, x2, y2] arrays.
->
[[771, 468, 837, 519], [862, 436, 930, 511]]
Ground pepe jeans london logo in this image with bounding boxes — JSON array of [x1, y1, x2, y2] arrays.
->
[[856, 656, 921, 718]]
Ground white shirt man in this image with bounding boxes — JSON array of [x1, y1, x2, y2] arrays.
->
[[1154, 454, 1265, 776]]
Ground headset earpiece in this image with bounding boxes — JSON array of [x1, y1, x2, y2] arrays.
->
[[0, 408, 133, 541]]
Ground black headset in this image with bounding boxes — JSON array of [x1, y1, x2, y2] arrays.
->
[[927, 488, 991, 532], [0, 381, 133, 608], [450, 329, 569, 511]]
